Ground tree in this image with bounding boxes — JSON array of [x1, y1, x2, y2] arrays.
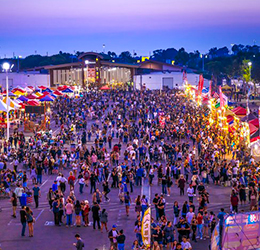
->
[[175, 48, 189, 66], [118, 51, 133, 63]]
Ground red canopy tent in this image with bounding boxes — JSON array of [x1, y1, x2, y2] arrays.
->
[[57, 85, 68, 91], [27, 100, 40, 106], [26, 94, 38, 99], [53, 90, 63, 96], [100, 85, 110, 90], [249, 118, 259, 128], [249, 123, 258, 135], [12, 88, 26, 93], [232, 106, 247, 116], [227, 115, 234, 124], [38, 86, 47, 90]]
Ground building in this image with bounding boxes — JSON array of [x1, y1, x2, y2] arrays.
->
[[0, 71, 50, 89]]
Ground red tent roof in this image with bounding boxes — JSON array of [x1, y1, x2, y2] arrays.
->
[[12, 88, 26, 93], [249, 123, 258, 135], [27, 100, 40, 106], [251, 136, 260, 143], [26, 94, 38, 99], [57, 85, 68, 91], [249, 118, 259, 128], [38, 86, 47, 89], [100, 85, 110, 90], [53, 90, 63, 96], [232, 106, 247, 116]]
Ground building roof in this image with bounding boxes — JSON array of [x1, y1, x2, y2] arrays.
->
[[78, 52, 104, 60]]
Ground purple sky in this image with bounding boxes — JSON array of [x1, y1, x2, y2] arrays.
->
[[1, 0, 260, 57]]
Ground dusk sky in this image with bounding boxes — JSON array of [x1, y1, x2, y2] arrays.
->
[[1, 0, 260, 58]]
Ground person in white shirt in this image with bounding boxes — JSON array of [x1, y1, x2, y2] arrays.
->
[[181, 236, 192, 250], [187, 184, 194, 203], [186, 208, 195, 224]]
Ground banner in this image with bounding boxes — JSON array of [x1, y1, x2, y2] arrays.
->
[[197, 74, 204, 96], [209, 80, 212, 99], [219, 86, 224, 108], [141, 207, 151, 247]]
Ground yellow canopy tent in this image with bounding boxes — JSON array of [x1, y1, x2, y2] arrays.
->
[[35, 92, 42, 97], [13, 90, 25, 96]]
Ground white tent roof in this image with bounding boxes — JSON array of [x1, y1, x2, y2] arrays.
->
[[0, 100, 14, 112]]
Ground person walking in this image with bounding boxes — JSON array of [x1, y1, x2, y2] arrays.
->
[[73, 234, 84, 250], [75, 200, 82, 227], [178, 175, 186, 196], [100, 208, 108, 232], [117, 229, 126, 250], [20, 206, 27, 236], [10, 192, 18, 218], [25, 207, 34, 237], [124, 191, 131, 216], [32, 183, 41, 208], [52, 198, 60, 226], [92, 202, 101, 230]]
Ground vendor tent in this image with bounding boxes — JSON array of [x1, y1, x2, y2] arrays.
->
[[249, 118, 259, 128], [62, 88, 73, 93], [249, 123, 258, 135], [240, 113, 256, 122], [0, 100, 13, 112], [17, 96, 29, 102], [53, 90, 63, 96], [27, 100, 40, 106], [3, 97, 20, 109], [100, 85, 110, 90], [232, 106, 247, 116], [26, 94, 38, 99], [39, 95, 54, 102], [42, 88, 53, 93]]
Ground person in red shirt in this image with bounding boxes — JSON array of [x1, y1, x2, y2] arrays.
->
[[68, 171, 76, 191], [230, 190, 239, 213]]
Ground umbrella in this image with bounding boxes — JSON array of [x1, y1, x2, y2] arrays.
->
[[100, 85, 110, 90], [62, 88, 73, 93], [26, 94, 38, 99], [39, 95, 54, 102], [17, 96, 29, 102]]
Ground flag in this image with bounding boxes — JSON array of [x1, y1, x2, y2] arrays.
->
[[209, 80, 212, 99], [215, 102, 220, 109], [197, 74, 204, 96], [141, 208, 151, 247], [219, 86, 224, 108]]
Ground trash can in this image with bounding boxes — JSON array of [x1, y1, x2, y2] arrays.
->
[[20, 193, 27, 206]]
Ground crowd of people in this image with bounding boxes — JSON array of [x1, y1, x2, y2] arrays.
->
[[0, 88, 258, 250]]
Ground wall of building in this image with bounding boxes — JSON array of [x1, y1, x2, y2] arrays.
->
[[0, 72, 50, 89], [134, 72, 210, 90]]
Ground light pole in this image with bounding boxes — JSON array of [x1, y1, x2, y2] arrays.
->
[[2, 62, 11, 141], [85, 60, 95, 92], [248, 61, 252, 81]]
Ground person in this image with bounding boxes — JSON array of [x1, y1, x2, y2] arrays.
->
[[75, 200, 82, 227], [108, 224, 119, 250], [82, 200, 90, 227], [186, 207, 195, 225], [153, 225, 163, 249], [25, 206, 34, 237], [134, 221, 142, 246], [181, 235, 192, 250], [100, 208, 108, 232], [135, 195, 142, 216], [230, 190, 239, 213], [173, 201, 180, 225], [191, 215, 197, 242], [65, 198, 74, 227], [187, 184, 194, 203], [73, 234, 84, 250], [14, 184, 24, 207], [52, 198, 60, 226], [92, 202, 101, 230], [32, 183, 41, 208], [79, 175, 85, 194], [178, 175, 186, 196], [196, 212, 203, 240], [217, 208, 226, 246], [117, 229, 126, 250], [176, 217, 190, 242], [10, 192, 18, 218], [163, 221, 175, 250], [47, 188, 54, 209], [20, 206, 27, 236], [124, 191, 131, 216], [153, 194, 160, 220]]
